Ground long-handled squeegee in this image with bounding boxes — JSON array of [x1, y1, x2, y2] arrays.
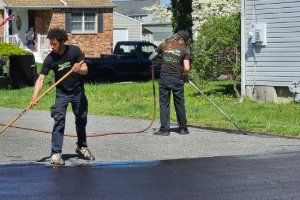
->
[[189, 80, 247, 135]]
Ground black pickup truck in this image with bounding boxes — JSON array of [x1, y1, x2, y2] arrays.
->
[[84, 41, 160, 83]]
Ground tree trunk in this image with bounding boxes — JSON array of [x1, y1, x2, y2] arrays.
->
[[233, 79, 240, 98]]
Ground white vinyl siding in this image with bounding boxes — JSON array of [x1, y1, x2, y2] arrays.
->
[[113, 12, 142, 42], [245, 0, 300, 87]]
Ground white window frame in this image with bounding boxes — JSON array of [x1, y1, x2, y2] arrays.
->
[[143, 33, 153, 43], [71, 12, 96, 33]]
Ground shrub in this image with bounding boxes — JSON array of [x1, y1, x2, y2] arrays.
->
[[192, 13, 241, 97], [0, 42, 29, 61]]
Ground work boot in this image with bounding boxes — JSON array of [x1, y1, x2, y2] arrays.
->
[[50, 153, 65, 165], [179, 127, 189, 135], [76, 146, 95, 161], [153, 129, 170, 136]]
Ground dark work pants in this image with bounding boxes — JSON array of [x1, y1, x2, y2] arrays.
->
[[51, 90, 88, 153], [158, 74, 187, 131]]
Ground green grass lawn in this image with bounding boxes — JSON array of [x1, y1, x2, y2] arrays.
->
[[1, 76, 300, 136]]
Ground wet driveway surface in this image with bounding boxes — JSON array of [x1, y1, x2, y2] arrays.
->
[[1, 107, 300, 199], [1, 152, 300, 200]]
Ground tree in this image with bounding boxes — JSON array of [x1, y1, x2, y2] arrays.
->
[[191, 0, 240, 35], [171, 0, 193, 38], [192, 13, 241, 97]]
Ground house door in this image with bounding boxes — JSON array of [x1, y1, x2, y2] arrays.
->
[[12, 9, 28, 47], [113, 28, 128, 51]]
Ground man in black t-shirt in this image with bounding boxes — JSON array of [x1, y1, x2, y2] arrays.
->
[[149, 30, 191, 136], [29, 28, 95, 165]]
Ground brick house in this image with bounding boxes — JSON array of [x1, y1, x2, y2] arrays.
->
[[0, 0, 116, 58]]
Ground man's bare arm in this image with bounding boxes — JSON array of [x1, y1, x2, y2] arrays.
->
[[184, 60, 190, 75], [149, 52, 159, 61], [72, 62, 88, 75], [29, 74, 45, 106]]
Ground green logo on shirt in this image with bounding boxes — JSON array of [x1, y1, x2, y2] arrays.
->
[[163, 56, 180, 63], [174, 49, 181, 54], [58, 62, 71, 71]]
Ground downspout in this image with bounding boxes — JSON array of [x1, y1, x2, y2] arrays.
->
[[239, 0, 246, 102], [59, 0, 67, 6], [250, 0, 257, 97]]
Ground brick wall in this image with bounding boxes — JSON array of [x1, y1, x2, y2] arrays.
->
[[35, 8, 113, 57], [35, 10, 52, 35]]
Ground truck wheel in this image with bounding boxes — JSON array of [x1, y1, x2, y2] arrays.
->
[[95, 72, 115, 83]]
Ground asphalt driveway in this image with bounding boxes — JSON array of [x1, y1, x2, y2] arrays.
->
[[1, 107, 300, 166], [2, 107, 300, 200]]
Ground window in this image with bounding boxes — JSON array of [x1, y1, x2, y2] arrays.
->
[[135, 16, 142, 20], [71, 12, 96, 32], [143, 34, 153, 43], [141, 44, 156, 58], [119, 44, 136, 54], [142, 45, 155, 53]]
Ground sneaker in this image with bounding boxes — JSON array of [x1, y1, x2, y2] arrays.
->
[[50, 153, 65, 165], [179, 127, 189, 135], [76, 146, 95, 160], [153, 129, 170, 136]]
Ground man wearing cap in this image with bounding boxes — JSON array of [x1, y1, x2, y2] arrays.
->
[[149, 30, 191, 136]]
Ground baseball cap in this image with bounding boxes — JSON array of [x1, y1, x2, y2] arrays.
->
[[173, 30, 190, 42]]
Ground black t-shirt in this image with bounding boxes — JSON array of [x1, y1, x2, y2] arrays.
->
[[40, 45, 85, 94], [155, 44, 190, 75]]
